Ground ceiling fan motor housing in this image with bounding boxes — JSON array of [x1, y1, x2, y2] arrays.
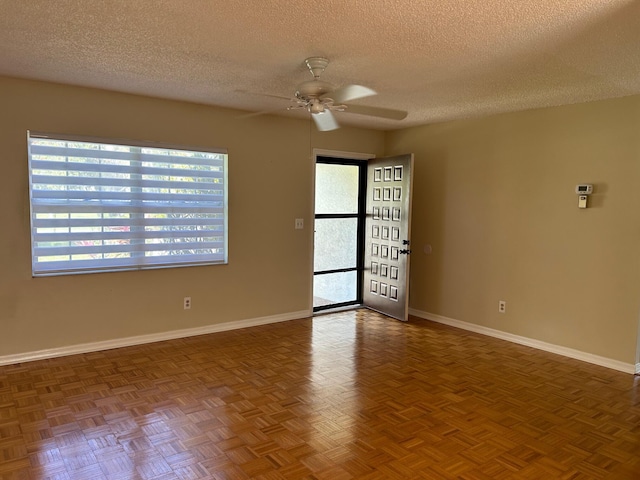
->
[[295, 79, 334, 101]]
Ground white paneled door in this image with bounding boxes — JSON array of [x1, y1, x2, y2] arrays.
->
[[363, 154, 414, 321]]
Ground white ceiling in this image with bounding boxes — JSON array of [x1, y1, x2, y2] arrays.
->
[[1, 0, 639, 130]]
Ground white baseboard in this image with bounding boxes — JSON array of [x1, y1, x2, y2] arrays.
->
[[636, 363, 640, 375], [0, 309, 312, 367], [409, 308, 637, 375]]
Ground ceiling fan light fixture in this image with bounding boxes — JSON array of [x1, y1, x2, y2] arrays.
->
[[309, 100, 325, 114]]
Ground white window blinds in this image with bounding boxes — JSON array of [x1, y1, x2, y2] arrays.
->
[[28, 132, 228, 276]]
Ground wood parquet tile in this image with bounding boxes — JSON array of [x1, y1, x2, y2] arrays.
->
[[1, 309, 639, 479]]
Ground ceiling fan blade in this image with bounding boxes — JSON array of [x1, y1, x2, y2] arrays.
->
[[237, 107, 287, 119], [343, 103, 408, 120], [312, 110, 340, 131], [324, 84, 376, 104], [235, 89, 293, 102]]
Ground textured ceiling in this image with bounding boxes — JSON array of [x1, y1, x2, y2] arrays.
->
[[1, 0, 639, 130]]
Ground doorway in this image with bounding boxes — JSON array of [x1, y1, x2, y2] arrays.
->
[[312, 151, 414, 320], [313, 156, 367, 312]]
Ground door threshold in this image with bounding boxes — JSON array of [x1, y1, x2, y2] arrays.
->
[[313, 304, 364, 316]]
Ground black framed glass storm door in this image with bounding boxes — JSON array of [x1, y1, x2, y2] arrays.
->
[[313, 157, 366, 312]]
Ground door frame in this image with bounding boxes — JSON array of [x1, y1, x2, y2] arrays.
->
[[310, 149, 375, 314]]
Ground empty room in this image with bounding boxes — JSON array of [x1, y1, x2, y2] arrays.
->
[[1, 1, 639, 479]]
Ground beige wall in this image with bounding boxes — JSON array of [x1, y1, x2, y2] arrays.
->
[[0, 76, 384, 356], [2, 75, 638, 367], [386, 96, 640, 364]]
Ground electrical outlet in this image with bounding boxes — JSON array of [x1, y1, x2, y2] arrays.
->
[[295, 218, 304, 230], [184, 297, 191, 310], [498, 300, 506, 313]]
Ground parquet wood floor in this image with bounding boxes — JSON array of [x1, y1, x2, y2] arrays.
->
[[1, 309, 639, 479]]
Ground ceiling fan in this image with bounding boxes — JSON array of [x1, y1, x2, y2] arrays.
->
[[249, 57, 408, 131]]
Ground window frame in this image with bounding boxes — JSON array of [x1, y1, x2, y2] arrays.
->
[[27, 131, 229, 277]]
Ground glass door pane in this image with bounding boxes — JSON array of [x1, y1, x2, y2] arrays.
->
[[315, 164, 359, 214], [313, 271, 358, 307], [314, 218, 358, 272]]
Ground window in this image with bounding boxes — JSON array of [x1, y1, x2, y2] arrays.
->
[[27, 132, 228, 276]]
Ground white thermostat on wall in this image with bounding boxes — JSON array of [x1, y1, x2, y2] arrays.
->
[[575, 184, 593, 195]]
